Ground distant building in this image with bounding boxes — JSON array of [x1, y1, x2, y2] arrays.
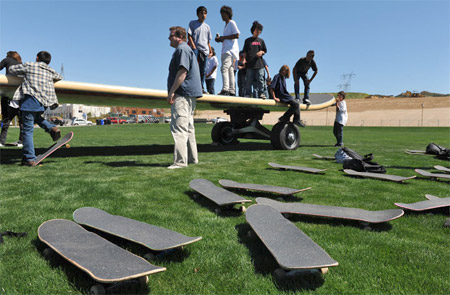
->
[[45, 104, 111, 120], [110, 107, 165, 117]]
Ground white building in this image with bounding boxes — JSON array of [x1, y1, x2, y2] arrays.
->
[[45, 104, 111, 120]]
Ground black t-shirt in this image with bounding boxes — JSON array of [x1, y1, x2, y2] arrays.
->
[[0, 57, 21, 75], [243, 37, 267, 69], [294, 57, 317, 74]]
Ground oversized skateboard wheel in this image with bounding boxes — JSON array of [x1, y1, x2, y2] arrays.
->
[[65, 144, 70, 148], [211, 122, 238, 145], [239, 206, 247, 213], [320, 267, 329, 274], [270, 122, 300, 150], [139, 276, 149, 287], [273, 268, 286, 280], [90, 284, 105, 295]]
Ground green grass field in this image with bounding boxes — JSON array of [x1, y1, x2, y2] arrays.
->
[[1, 124, 449, 294]]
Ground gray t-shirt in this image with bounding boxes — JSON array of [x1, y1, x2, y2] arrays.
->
[[188, 20, 212, 56], [167, 42, 203, 98]]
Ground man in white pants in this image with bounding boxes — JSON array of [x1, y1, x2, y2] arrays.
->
[[167, 26, 203, 169], [215, 5, 240, 96]]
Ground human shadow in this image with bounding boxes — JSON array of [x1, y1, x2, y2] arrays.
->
[[235, 223, 325, 291]]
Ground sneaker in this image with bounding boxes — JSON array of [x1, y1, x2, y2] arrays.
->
[[15, 142, 23, 148], [229, 92, 236, 96], [167, 164, 184, 169], [259, 94, 267, 99], [50, 127, 61, 141], [303, 98, 311, 105], [21, 160, 37, 166], [218, 90, 229, 96], [202, 90, 209, 94], [334, 143, 343, 147], [293, 120, 306, 128], [0, 143, 4, 147]]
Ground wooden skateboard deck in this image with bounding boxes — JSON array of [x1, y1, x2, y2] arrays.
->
[[395, 196, 450, 211], [189, 179, 252, 207], [256, 198, 404, 224], [73, 207, 202, 251], [38, 219, 166, 283], [312, 154, 335, 160], [343, 169, 416, 183], [218, 179, 311, 196], [34, 132, 73, 166], [269, 162, 327, 174], [415, 169, 450, 180], [246, 204, 338, 271], [434, 165, 450, 173]]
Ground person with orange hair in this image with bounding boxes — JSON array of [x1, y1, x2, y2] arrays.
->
[[269, 65, 305, 127]]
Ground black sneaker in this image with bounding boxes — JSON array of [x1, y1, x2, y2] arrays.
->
[[218, 90, 229, 96], [293, 120, 306, 128], [303, 98, 311, 105], [334, 143, 343, 147], [21, 160, 37, 166]]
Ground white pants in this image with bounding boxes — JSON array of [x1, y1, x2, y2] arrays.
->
[[221, 53, 235, 94], [170, 95, 198, 166]]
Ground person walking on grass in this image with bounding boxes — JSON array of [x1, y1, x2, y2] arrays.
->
[[167, 26, 203, 169], [269, 65, 305, 128], [8, 51, 62, 166], [215, 5, 240, 96], [333, 91, 347, 147]]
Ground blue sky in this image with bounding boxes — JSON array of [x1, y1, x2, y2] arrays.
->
[[1, 0, 449, 95]]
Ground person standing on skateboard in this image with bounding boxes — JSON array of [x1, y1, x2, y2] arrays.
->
[[167, 26, 203, 169], [270, 65, 305, 128], [8, 51, 62, 166], [293, 50, 318, 106]]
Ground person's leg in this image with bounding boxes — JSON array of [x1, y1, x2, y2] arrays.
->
[[206, 79, 215, 95], [198, 54, 207, 92], [255, 68, 266, 98], [187, 97, 198, 164], [21, 111, 37, 162], [294, 77, 300, 100], [35, 113, 60, 141], [170, 96, 189, 167], [0, 106, 16, 145], [220, 54, 231, 94], [228, 57, 236, 95], [245, 69, 255, 97], [301, 73, 311, 104]]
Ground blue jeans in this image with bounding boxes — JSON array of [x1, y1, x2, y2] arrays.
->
[[21, 111, 56, 161], [294, 73, 310, 101], [194, 49, 207, 91], [205, 79, 215, 95], [245, 68, 265, 97]]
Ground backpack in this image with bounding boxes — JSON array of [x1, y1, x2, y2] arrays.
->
[[426, 143, 450, 161], [339, 147, 387, 174]]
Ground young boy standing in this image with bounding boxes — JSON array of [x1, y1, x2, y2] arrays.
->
[[333, 91, 347, 147], [188, 6, 212, 93], [8, 51, 62, 166]]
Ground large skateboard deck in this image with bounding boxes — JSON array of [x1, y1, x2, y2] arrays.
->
[[73, 207, 202, 251], [38, 219, 165, 283], [256, 198, 404, 224], [343, 169, 416, 183], [246, 204, 338, 271], [434, 165, 450, 173], [269, 162, 327, 174], [189, 179, 252, 207], [312, 154, 335, 161], [218, 179, 311, 196], [415, 169, 450, 180], [395, 196, 450, 211], [34, 132, 73, 166]]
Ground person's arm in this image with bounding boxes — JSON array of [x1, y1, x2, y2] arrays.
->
[[217, 33, 239, 42], [167, 67, 188, 105], [270, 88, 280, 102], [7, 64, 25, 76], [205, 65, 217, 78], [309, 69, 318, 83], [188, 34, 197, 50]]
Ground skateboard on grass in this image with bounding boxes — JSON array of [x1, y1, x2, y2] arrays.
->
[[343, 169, 416, 183], [434, 165, 450, 173], [395, 195, 450, 212], [404, 149, 426, 155], [415, 169, 450, 180], [38, 219, 165, 295], [189, 179, 252, 213], [312, 154, 335, 160], [219, 179, 311, 196], [269, 162, 327, 174], [246, 204, 338, 279], [33, 132, 73, 166], [73, 207, 202, 260], [256, 197, 404, 225]]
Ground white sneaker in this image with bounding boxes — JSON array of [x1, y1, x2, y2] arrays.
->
[[0, 143, 4, 147], [167, 164, 184, 169], [16, 143, 23, 148]]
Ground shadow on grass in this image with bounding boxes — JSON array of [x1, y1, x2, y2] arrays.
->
[[235, 223, 325, 292], [185, 190, 251, 217], [0, 142, 276, 164], [33, 238, 153, 294]]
